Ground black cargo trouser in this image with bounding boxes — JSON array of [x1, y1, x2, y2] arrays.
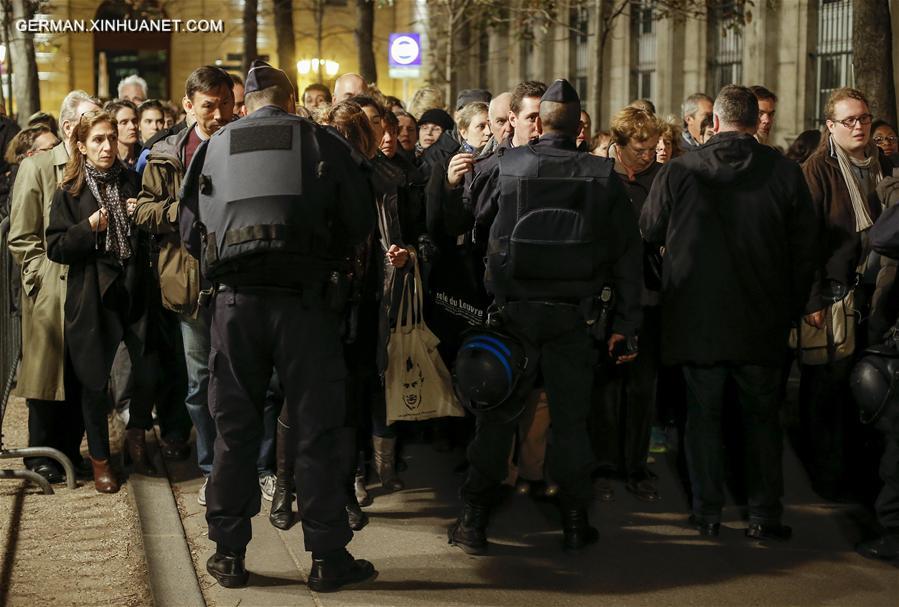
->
[[874, 412, 899, 532], [682, 363, 784, 525], [205, 286, 353, 555], [462, 302, 597, 509]]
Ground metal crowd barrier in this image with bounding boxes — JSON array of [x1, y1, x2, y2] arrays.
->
[[0, 216, 74, 494]]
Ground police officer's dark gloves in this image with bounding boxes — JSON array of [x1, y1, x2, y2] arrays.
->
[[307, 549, 377, 593], [206, 548, 249, 588]]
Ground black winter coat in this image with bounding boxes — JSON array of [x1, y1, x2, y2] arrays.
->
[[640, 132, 820, 366], [46, 169, 150, 390]]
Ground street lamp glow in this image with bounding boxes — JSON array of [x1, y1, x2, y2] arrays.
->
[[297, 58, 339, 77]]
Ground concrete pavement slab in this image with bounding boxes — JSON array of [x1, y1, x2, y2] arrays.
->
[[155, 433, 897, 607]]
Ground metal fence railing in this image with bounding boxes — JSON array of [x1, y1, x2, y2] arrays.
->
[[0, 215, 74, 493]]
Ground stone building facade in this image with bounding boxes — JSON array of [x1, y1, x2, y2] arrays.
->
[[18, 0, 899, 151], [466, 0, 899, 149]]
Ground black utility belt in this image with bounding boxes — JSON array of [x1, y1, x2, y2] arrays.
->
[[503, 297, 584, 306], [216, 283, 326, 295]]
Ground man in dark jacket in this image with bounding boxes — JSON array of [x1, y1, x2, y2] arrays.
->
[[640, 84, 819, 541]]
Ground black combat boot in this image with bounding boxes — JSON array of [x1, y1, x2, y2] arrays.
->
[[269, 420, 295, 530], [206, 547, 249, 588], [447, 502, 490, 555], [561, 508, 599, 551], [307, 549, 377, 592]]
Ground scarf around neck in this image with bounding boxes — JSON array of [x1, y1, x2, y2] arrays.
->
[[84, 161, 132, 261], [831, 138, 884, 232]]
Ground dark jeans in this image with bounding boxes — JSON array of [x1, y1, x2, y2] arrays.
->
[[462, 302, 597, 509], [205, 287, 353, 555], [109, 309, 191, 438], [72, 329, 154, 459], [682, 363, 784, 524], [797, 358, 859, 492], [591, 305, 660, 480], [871, 404, 899, 531]]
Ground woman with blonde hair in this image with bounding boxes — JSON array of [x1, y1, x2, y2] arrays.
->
[[456, 101, 490, 154], [592, 105, 666, 503], [408, 86, 446, 120], [45, 110, 155, 493]]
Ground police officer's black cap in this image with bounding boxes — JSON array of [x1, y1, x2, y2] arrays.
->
[[245, 60, 293, 95], [541, 79, 580, 104], [455, 88, 492, 110]]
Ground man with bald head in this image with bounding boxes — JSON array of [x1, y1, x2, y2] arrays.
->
[[333, 73, 366, 102], [487, 92, 512, 144]]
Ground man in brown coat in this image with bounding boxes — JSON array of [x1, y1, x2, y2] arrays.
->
[[7, 90, 100, 482]]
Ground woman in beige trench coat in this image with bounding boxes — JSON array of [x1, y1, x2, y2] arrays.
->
[[7, 90, 101, 483]]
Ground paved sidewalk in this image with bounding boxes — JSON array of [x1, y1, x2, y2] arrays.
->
[[142, 438, 899, 607]]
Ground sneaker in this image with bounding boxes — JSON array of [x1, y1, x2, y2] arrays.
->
[[259, 473, 276, 502], [198, 477, 208, 506]]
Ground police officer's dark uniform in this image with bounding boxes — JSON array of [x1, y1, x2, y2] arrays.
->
[[448, 80, 643, 553], [179, 61, 377, 591]]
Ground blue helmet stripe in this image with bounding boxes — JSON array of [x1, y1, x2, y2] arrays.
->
[[461, 341, 513, 385], [470, 334, 512, 358]]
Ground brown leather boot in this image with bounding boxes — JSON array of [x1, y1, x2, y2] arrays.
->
[[90, 457, 120, 493], [125, 428, 157, 476]]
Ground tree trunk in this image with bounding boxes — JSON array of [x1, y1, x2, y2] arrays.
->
[[445, 16, 454, 108], [589, 0, 606, 127], [9, 0, 38, 126], [355, 0, 377, 84], [242, 0, 258, 77], [274, 0, 297, 94], [852, 0, 896, 125], [316, 0, 324, 84]]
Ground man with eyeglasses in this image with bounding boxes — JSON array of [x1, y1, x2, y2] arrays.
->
[[750, 85, 777, 146], [798, 87, 894, 506]]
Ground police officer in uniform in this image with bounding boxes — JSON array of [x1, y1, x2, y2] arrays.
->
[[448, 79, 643, 553], [179, 60, 377, 592]]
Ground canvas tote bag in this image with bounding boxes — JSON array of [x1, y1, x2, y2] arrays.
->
[[385, 254, 464, 423]]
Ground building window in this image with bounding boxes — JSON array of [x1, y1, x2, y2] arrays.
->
[[815, 0, 853, 124], [630, 0, 656, 102], [707, 2, 743, 96], [568, 4, 589, 104]]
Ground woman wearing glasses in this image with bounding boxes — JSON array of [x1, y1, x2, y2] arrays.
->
[[872, 120, 898, 158], [797, 88, 893, 504], [591, 106, 666, 504]]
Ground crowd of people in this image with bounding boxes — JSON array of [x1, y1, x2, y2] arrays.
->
[[3, 60, 899, 592]]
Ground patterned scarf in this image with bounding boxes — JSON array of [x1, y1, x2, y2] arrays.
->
[[832, 138, 884, 232], [84, 161, 132, 261]]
